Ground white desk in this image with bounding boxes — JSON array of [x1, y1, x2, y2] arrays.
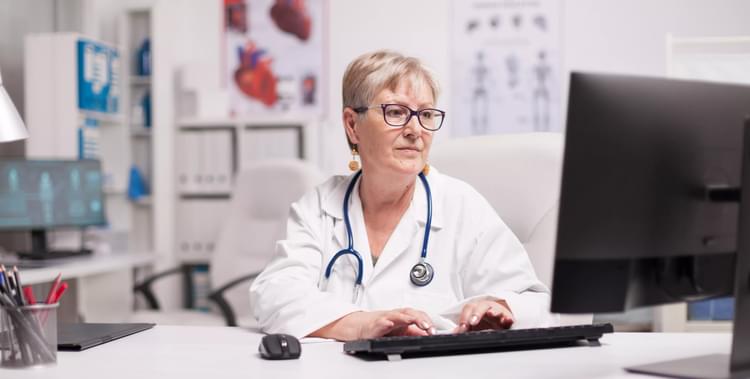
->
[[0, 327, 732, 378], [2, 252, 155, 322], [3, 252, 155, 285]]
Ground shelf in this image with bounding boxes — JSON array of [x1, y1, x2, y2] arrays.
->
[[178, 254, 211, 265], [132, 196, 152, 207], [131, 128, 152, 138], [130, 75, 152, 86], [177, 118, 239, 129], [179, 193, 231, 200], [684, 321, 733, 333], [104, 187, 127, 196], [79, 110, 124, 124], [177, 116, 313, 129]]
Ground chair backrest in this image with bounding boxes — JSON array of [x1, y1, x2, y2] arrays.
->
[[430, 133, 592, 325], [209, 159, 323, 320]]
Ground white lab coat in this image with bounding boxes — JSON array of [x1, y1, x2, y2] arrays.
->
[[250, 168, 552, 338]]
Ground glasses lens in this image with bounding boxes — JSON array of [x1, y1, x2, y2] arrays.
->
[[418, 109, 445, 130], [383, 104, 410, 126]]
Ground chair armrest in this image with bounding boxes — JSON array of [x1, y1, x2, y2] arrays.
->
[[133, 266, 192, 310], [207, 272, 261, 327]]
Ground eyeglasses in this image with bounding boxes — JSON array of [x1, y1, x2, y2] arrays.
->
[[353, 103, 446, 131]]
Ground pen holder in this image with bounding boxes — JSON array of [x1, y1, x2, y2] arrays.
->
[[0, 303, 58, 368]]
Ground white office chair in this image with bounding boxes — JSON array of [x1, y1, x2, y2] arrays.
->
[[430, 132, 592, 326], [131, 159, 323, 327]]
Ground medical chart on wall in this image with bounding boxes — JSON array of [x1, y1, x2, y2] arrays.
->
[[450, 0, 562, 137], [224, 0, 325, 117]]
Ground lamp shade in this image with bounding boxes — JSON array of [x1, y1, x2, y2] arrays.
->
[[0, 69, 29, 143]]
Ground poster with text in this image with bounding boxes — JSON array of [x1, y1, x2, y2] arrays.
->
[[77, 39, 120, 114], [451, 0, 562, 136], [224, 0, 325, 117]]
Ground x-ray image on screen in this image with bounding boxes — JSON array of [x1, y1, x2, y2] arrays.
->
[[0, 159, 106, 230]]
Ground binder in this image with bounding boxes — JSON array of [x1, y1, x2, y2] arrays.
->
[[176, 132, 192, 193], [239, 127, 299, 170], [176, 200, 230, 261], [212, 131, 233, 193]]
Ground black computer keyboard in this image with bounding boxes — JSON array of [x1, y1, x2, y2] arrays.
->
[[343, 323, 614, 360]]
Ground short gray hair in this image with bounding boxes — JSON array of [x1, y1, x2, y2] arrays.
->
[[342, 50, 440, 109]]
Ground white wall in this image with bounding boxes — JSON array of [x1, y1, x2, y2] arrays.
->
[[65, 0, 750, 314], [101, 0, 750, 176], [324, 0, 750, 176], [47, 0, 750, 177], [562, 0, 750, 104]]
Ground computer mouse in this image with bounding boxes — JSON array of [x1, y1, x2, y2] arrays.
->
[[259, 333, 301, 360]]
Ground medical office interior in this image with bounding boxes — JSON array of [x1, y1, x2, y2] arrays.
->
[[1, 0, 750, 377]]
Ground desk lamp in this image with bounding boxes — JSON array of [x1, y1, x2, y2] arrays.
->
[[0, 67, 29, 142]]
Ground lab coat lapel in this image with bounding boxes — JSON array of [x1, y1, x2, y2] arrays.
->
[[367, 171, 444, 284], [322, 175, 353, 250], [324, 174, 371, 279], [367, 204, 419, 284]]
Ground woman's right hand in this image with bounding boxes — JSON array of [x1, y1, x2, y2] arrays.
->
[[311, 308, 436, 341]]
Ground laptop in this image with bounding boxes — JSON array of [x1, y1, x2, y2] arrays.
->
[[58, 323, 155, 351]]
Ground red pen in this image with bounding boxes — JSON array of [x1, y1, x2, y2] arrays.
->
[[23, 286, 37, 305], [45, 273, 62, 304], [50, 282, 68, 304]]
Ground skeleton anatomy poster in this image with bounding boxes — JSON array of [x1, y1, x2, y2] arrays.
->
[[224, 0, 325, 117], [451, 0, 562, 136]]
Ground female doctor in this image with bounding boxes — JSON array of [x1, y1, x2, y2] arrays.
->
[[250, 50, 551, 341]]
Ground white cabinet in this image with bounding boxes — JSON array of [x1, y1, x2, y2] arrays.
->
[[23, 32, 145, 322], [119, 8, 155, 253], [173, 117, 308, 263], [24, 32, 132, 241]]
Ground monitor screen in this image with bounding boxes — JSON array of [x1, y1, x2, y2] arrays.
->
[[550, 72, 750, 314], [550, 70, 750, 379], [0, 159, 107, 230]]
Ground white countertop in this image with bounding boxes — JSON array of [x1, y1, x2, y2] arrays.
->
[[0, 326, 734, 379]]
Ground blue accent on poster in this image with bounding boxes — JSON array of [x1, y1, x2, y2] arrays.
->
[[78, 118, 100, 160], [77, 39, 120, 114]]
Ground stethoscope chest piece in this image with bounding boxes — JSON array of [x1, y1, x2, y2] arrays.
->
[[410, 261, 434, 287]]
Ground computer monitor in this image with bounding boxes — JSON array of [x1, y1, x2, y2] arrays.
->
[[551, 72, 750, 379], [0, 159, 107, 259]]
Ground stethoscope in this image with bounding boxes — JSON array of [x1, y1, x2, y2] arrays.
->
[[324, 170, 434, 302]]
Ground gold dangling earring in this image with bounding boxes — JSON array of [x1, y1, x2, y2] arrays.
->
[[348, 147, 360, 172], [422, 163, 430, 176]]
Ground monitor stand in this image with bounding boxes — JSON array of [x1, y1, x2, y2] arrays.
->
[[16, 229, 93, 260], [625, 122, 750, 379]]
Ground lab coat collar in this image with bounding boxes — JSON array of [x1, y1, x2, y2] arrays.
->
[[321, 169, 445, 286], [413, 168, 444, 230], [321, 170, 445, 230]]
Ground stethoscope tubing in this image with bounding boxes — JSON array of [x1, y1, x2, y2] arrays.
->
[[324, 170, 433, 290]]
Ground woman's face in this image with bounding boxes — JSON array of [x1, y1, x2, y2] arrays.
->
[[344, 81, 435, 178]]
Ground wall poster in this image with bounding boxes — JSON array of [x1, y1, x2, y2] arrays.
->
[[224, 0, 325, 117], [451, 0, 562, 136]]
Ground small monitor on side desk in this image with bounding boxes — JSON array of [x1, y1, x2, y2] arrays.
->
[[551, 72, 750, 379], [0, 159, 107, 260]]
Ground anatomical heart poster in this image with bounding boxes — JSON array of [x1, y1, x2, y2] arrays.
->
[[224, 0, 325, 117]]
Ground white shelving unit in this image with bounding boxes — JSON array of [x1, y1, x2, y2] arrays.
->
[[173, 117, 309, 264], [24, 32, 132, 242], [22, 31, 148, 322], [119, 7, 155, 253]]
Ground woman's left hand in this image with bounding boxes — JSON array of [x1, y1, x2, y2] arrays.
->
[[452, 299, 514, 333]]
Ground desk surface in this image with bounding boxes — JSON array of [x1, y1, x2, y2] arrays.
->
[[0, 326, 732, 379], [0, 251, 154, 284]]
